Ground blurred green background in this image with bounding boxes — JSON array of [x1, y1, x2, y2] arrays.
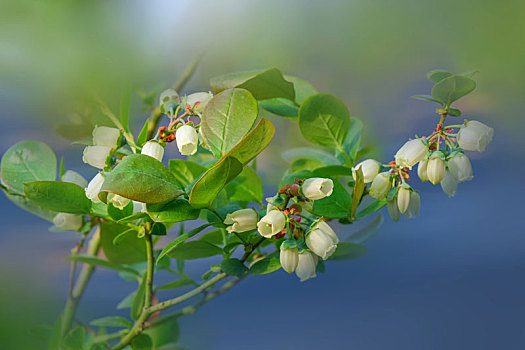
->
[[1, 0, 523, 349]]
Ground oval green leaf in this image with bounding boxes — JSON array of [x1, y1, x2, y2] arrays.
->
[[100, 222, 146, 264], [146, 198, 200, 223], [24, 181, 92, 214]]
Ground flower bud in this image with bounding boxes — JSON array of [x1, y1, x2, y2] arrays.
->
[[440, 170, 458, 197], [280, 246, 299, 273], [108, 193, 131, 210], [417, 159, 429, 182], [352, 159, 380, 183], [159, 89, 179, 105], [85, 173, 105, 203], [176, 125, 198, 156], [82, 146, 112, 169], [224, 209, 258, 233], [186, 92, 213, 113], [301, 177, 334, 200], [295, 250, 318, 282], [141, 141, 165, 162], [397, 185, 411, 214], [404, 191, 420, 219], [257, 210, 287, 238], [62, 170, 88, 188], [387, 199, 401, 222], [369, 172, 391, 200], [92, 126, 120, 148], [305, 221, 339, 260], [395, 139, 428, 169], [447, 153, 473, 183], [53, 213, 83, 231], [427, 152, 446, 185], [457, 120, 494, 152]]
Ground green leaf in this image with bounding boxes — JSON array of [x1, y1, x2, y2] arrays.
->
[[24, 181, 92, 214], [411, 94, 444, 105], [150, 222, 167, 236], [147, 198, 200, 223], [345, 214, 384, 244], [431, 75, 476, 106], [221, 258, 248, 277], [62, 327, 85, 350], [200, 88, 258, 158], [281, 147, 340, 165], [448, 107, 462, 117], [259, 98, 298, 118], [120, 88, 131, 133], [311, 180, 352, 219], [356, 199, 387, 220], [131, 333, 152, 350], [1, 140, 57, 194], [189, 118, 275, 208], [199, 229, 225, 245], [3, 192, 57, 222], [290, 158, 325, 172], [284, 75, 317, 104], [156, 223, 216, 263], [48, 314, 63, 350], [336, 117, 363, 165], [107, 201, 134, 221], [168, 160, 206, 190], [328, 242, 369, 261], [350, 167, 365, 221], [312, 165, 353, 178], [157, 278, 195, 290], [136, 120, 150, 147], [101, 154, 184, 204], [144, 318, 179, 348], [100, 222, 146, 264], [279, 169, 314, 188], [250, 254, 281, 275], [66, 255, 140, 276], [166, 241, 223, 260], [117, 292, 136, 310], [225, 166, 263, 204], [299, 93, 350, 157], [210, 68, 295, 101], [131, 275, 147, 321], [90, 316, 132, 329], [426, 69, 452, 83]]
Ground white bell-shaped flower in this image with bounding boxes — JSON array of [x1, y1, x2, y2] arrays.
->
[[62, 170, 88, 188], [280, 246, 299, 273], [186, 92, 213, 113], [369, 172, 391, 200], [417, 159, 429, 182], [305, 221, 339, 260], [404, 191, 421, 219], [85, 173, 105, 203], [387, 199, 401, 222], [397, 185, 411, 214], [53, 213, 83, 231], [224, 209, 258, 233], [295, 250, 318, 282], [176, 125, 198, 156], [447, 153, 473, 183], [395, 139, 428, 169], [440, 170, 458, 197], [301, 177, 334, 200], [141, 141, 165, 162], [159, 88, 179, 105], [457, 120, 494, 152], [257, 210, 286, 238], [108, 193, 131, 210], [427, 152, 446, 185], [82, 146, 112, 169], [352, 159, 381, 183], [92, 126, 120, 148]]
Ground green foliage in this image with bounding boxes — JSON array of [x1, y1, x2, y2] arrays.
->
[[1, 140, 57, 194], [282, 147, 340, 166], [156, 223, 216, 262], [144, 318, 180, 348], [350, 167, 365, 221], [200, 88, 258, 158], [221, 258, 248, 277], [66, 255, 141, 277], [431, 74, 476, 107], [356, 200, 387, 220], [100, 222, 146, 264], [298, 93, 350, 153], [225, 166, 263, 204], [90, 316, 132, 329], [24, 181, 92, 214], [120, 88, 132, 133], [167, 241, 223, 260], [311, 181, 352, 219], [62, 327, 85, 350], [131, 333, 152, 350], [336, 117, 363, 165], [147, 198, 200, 223], [168, 159, 206, 191], [328, 243, 369, 261], [250, 252, 281, 275], [344, 214, 384, 244], [102, 154, 184, 203]]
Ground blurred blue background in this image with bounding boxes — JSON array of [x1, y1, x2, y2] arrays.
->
[[1, 0, 524, 349]]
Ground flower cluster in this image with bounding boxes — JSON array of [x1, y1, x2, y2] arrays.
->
[[224, 177, 339, 282]]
